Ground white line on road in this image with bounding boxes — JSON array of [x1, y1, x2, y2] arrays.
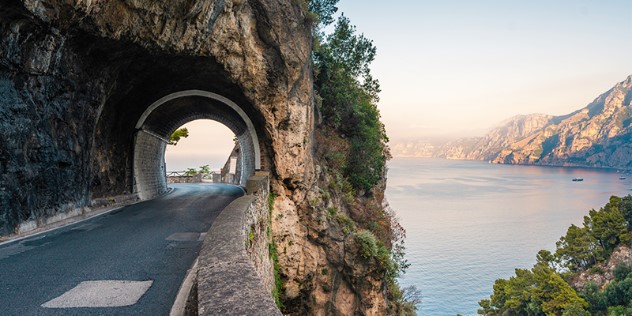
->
[[42, 280, 153, 308]]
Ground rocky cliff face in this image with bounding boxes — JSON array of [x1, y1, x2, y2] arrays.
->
[[571, 245, 632, 290], [429, 113, 552, 160], [0, 0, 391, 314], [1, 0, 314, 231], [492, 75, 632, 168], [411, 75, 632, 170]]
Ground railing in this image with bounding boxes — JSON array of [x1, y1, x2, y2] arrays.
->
[[166, 171, 189, 177]]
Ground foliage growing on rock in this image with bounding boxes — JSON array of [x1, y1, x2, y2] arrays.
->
[[313, 14, 389, 194], [168, 127, 189, 145], [305, 0, 414, 314], [478, 195, 632, 315]]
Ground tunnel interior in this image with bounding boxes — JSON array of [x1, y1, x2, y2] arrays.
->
[[133, 91, 260, 200], [0, 0, 274, 234], [91, 50, 269, 201]]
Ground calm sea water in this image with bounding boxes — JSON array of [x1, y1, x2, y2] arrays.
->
[[386, 158, 632, 316]]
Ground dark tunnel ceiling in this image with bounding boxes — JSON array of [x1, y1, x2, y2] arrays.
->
[[141, 96, 248, 138]]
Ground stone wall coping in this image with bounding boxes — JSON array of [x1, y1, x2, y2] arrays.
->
[[197, 174, 280, 316]]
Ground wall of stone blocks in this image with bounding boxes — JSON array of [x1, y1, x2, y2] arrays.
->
[[133, 131, 168, 200]]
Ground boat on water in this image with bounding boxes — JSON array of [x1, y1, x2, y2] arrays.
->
[[572, 178, 584, 182], [620, 177, 627, 180]]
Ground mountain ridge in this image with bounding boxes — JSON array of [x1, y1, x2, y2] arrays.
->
[[393, 74, 632, 170]]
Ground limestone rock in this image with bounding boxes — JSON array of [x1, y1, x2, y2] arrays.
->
[[0, 0, 391, 313], [571, 245, 632, 290], [491, 75, 632, 169], [420, 75, 632, 170]]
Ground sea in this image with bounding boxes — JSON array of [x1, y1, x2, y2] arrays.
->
[[386, 158, 632, 316]]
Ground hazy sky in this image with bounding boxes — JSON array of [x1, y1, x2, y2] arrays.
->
[[165, 120, 236, 171], [167, 0, 632, 169], [337, 0, 632, 140]]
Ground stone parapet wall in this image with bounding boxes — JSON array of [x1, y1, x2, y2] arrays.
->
[[167, 174, 202, 184], [196, 173, 279, 315]]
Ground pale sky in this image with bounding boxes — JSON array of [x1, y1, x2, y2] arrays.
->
[[167, 0, 632, 169], [337, 0, 632, 140], [165, 120, 235, 171]]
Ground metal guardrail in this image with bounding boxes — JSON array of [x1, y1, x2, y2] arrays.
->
[[166, 171, 189, 177], [166, 171, 222, 177]]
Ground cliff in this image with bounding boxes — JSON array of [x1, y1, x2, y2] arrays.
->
[[431, 114, 553, 160], [404, 75, 632, 170], [0, 0, 396, 314], [493, 75, 632, 168]]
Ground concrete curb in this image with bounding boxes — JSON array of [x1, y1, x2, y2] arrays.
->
[[0, 188, 177, 246], [0, 194, 141, 246], [170, 259, 198, 316]]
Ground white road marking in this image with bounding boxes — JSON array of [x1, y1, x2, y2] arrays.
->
[[42, 280, 153, 308]]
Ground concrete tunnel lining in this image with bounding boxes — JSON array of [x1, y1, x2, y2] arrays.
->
[[132, 90, 262, 200]]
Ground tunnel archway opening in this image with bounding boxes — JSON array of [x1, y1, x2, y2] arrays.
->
[[133, 90, 261, 200], [165, 120, 236, 172]]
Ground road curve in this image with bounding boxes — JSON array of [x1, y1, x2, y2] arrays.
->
[[0, 183, 244, 316]]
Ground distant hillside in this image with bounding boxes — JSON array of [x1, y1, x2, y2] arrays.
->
[[433, 113, 553, 160], [389, 139, 445, 158], [393, 75, 632, 170]]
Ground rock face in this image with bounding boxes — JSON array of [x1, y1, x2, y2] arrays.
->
[[571, 245, 632, 290], [492, 75, 632, 169], [410, 75, 632, 169], [0, 0, 391, 313], [1, 0, 313, 231], [431, 114, 553, 160]]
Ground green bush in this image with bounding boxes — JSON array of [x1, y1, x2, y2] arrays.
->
[[354, 230, 378, 259], [614, 263, 632, 281], [335, 214, 355, 234]]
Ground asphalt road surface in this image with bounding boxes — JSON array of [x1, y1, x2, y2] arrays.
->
[[0, 183, 243, 316]]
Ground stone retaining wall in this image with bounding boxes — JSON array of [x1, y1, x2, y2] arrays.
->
[[167, 174, 203, 184], [196, 172, 280, 315]]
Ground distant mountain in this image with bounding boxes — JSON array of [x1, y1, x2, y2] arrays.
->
[[433, 113, 553, 160], [492, 75, 632, 169], [392, 75, 632, 170], [389, 139, 444, 158]]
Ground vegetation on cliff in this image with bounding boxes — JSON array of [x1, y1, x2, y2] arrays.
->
[[478, 195, 632, 315], [296, 0, 417, 314], [312, 12, 388, 194]]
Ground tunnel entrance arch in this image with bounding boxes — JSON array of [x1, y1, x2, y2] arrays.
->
[[133, 90, 261, 200]]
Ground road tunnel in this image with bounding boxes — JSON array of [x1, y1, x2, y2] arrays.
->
[[133, 90, 260, 199], [90, 54, 269, 202]]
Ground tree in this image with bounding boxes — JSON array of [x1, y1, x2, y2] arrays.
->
[[554, 199, 629, 272], [313, 15, 388, 193], [588, 203, 629, 254], [169, 128, 189, 145], [532, 263, 587, 315], [479, 262, 586, 315], [199, 165, 210, 175], [308, 0, 339, 29], [579, 282, 608, 314], [617, 195, 632, 229], [555, 224, 598, 271], [561, 302, 591, 316]]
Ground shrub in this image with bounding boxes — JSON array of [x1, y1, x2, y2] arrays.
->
[[354, 230, 378, 259], [614, 263, 632, 281]]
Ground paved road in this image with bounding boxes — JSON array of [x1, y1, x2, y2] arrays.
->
[[0, 183, 243, 316]]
